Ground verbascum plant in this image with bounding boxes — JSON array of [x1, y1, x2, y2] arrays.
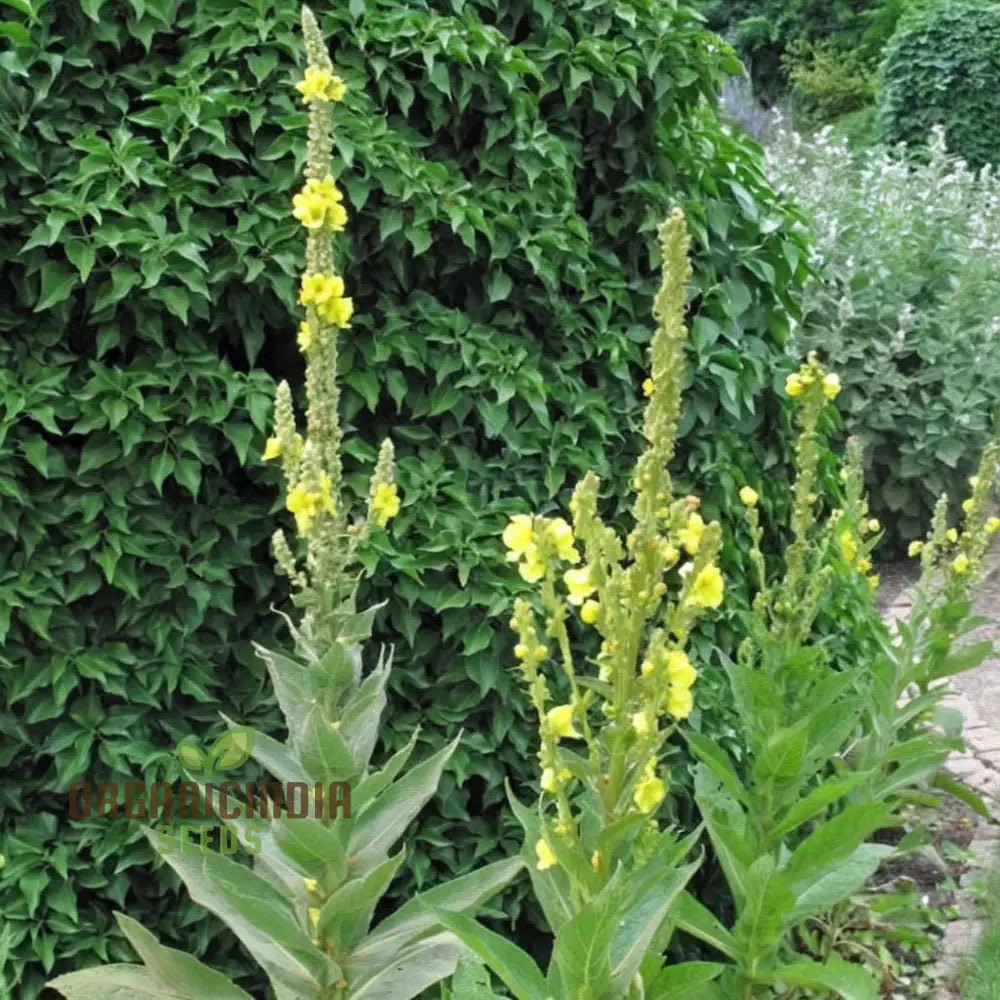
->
[[679, 355, 899, 1000], [433, 210, 731, 1000], [47, 9, 520, 1000], [848, 431, 1000, 816]]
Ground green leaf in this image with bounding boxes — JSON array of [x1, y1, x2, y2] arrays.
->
[[347, 734, 461, 871], [686, 731, 748, 806], [347, 933, 466, 1000], [112, 914, 256, 999], [762, 956, 878, 1000], [648, 962, 726, 1000], [35, 261, 78, 310], [272, 815, 347, 885], [363, 858, 524, 961], [672, 892, 742, 962], [782, 804, 896, 892], [48, 966, 200, 999], [430, 909, 549, 1000], [143, 829, 341, 998], [764, 775, 862, 848], [609, 858, 702, 993], [66, 243, 96, 282], [933, 772, 993, 819], [693, 765, 753, 907]]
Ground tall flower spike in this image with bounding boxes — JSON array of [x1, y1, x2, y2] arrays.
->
[[261, 5, 396, 637]]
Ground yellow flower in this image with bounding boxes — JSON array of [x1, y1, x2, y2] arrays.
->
[[546, 704, 580, 740], [633, 774, 666, 814], [666, 650, 696, 689], [970, 476, 980, 489], [295, 66, 347, 103], [535, 838, 557, 871], [785, 373, 804, 397], [519, 558, 545, 583], [535, 645, 549, 659], [856, 558, 871, 573], [317, 472, 336, 516], [963, 498, 974, 513], [739, 486, 759, 507], [262, 436, 282, 461], [514, 643, 528, 659], [868, 518, 880, 533], [640, 658, 655, 677], [580, 599, 600, 625], [292, 177, 349, 232], [678, 512, 705, 555], [591, 850, 602, 872], [540, 767, 557, 792], [689, 564, 724, 608], [303, 878, 318, 894], [287, 484, 317, 535], [987, 517, 1000, 535], [546, 518, 579, 563], [866, 574, 879, 590], [292, 190, 328, 229], [953, 553, 970, 574], [297, 321, 313, 352], [372, 482, 400, 525], [838, 530, 857, 562], [299, 272, 345, 308], [503, 515, 535, 557], [631, 711, 650, 736], [563, 566, 595, 605], [642, 377, 655, 397], [947, 528, 958, 543], [667, 686, 693, 719], [308, 906, 321, 927], [908, 540, 923, 556], [661, 542, 679, 566], [821, 372, 841, 399], [318, 295, 354, 328]]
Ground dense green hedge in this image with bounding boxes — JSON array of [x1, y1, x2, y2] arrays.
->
[[878, 0, 1000, 169], [694, 0, 913, 105], [0, 0, 817, 994]]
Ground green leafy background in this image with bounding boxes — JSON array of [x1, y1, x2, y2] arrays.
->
[[878, 0, 1000, 170], [0, 0, 849, 994]]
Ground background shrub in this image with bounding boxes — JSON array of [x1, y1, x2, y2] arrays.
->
[[0, 0, 825, 993], [765, 123, 1000, 550], [693, 0, 913, 108], [878, 0, 1000, 170]]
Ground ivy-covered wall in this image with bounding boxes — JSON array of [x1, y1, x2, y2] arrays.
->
[[0, 0, 812, 994]]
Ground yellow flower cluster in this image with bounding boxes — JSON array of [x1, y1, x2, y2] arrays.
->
[[299, 273, 354, 328], [292, 175, 348, 232], [295, 65, 347, 103], [502, 514, 579, 582], [286, 473, 336, 536], [633, 758, 666, 814], [371, 482, 401, 526], [688, 564, 724, 609], [641, 647, 697, 719], [785, 368, 840, 400]]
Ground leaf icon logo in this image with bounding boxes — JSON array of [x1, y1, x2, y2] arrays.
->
[[175, 728, 255, 778]]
